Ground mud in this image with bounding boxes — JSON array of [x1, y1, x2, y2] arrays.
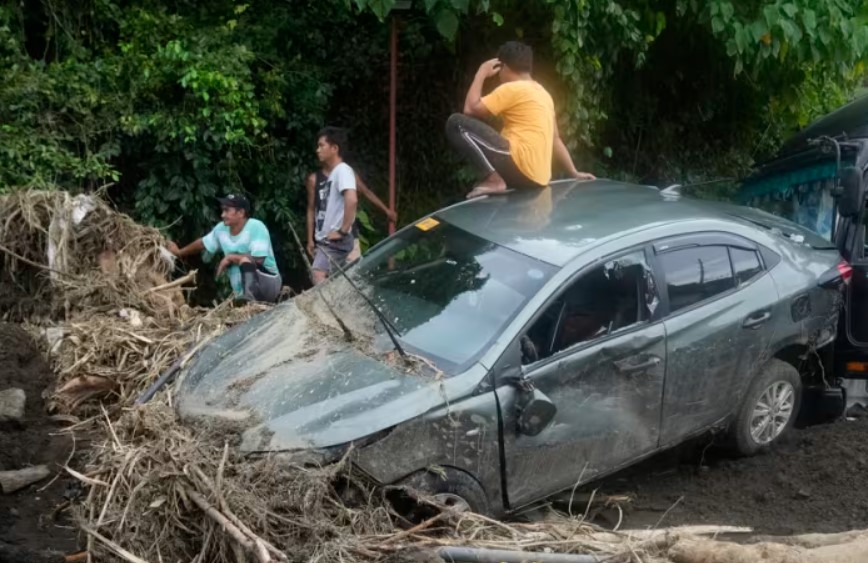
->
[[0, 324, 80, 560], [594, 417, 868, 535]]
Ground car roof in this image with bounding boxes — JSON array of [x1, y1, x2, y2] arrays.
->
[[436, 179, 796, 266]]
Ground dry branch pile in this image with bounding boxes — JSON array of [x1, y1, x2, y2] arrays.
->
[[47, 301, 268, 414], [0, 190, 186, 321]]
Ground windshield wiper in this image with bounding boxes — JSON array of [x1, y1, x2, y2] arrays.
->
[[285, 221, 354, 342], [325, 254, 409, 359]]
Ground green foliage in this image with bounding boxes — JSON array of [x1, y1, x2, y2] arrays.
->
[[0, 1, 349, 285], [2, 0, 868, 290], [544, 0, 868, 160], [350, 0, 493, 40], [696, 0, 868, 78], [545, 0, 666, 147], [0, 7, 119, 192], [536, 0, 868, 191]]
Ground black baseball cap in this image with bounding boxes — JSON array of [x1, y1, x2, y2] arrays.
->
[[216, 194, 251, 213]]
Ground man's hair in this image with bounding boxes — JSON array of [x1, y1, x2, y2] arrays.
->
[[317, 126, 349, 157], [497, 41, 533, 73]]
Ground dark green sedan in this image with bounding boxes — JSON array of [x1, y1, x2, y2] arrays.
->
[[176, 180, 847, 515]]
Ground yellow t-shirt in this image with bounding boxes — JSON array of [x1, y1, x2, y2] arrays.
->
[[481, 81, 554, 186]]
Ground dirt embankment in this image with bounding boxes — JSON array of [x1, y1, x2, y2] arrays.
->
[[598, 417, 868, 535], [0, 324, 79, 562]]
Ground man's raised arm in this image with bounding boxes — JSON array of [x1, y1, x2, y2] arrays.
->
[[463, 59, 501, 119]]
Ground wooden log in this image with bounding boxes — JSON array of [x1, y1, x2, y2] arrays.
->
[[669, 536, 868, 563], [182, 487, 273, 563], [0, 465, 51, 494], [753, 530, 868, 549]]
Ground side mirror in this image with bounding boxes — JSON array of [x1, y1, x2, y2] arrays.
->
[[837, 166, 864, 218], [517, 388, 557, 436]]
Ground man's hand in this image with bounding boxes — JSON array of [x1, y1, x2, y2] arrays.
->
[[574, 171, 596, 181], [477, 58, 502, 79], [385, 209, 398, 224], [166, 240, 180, 257], [306, 239, 315, 258], [216, 256, 232, 277], [326, 230, 344, 242]]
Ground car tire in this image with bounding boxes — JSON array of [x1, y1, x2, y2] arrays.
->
[[398, 467, 492, 516], [730, 358, 802, 456]]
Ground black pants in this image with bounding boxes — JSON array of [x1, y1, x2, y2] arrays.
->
[[445, 113, 543, 190]]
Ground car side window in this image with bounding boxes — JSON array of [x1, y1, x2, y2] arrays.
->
[[729, 247, 763, 285], [520, 251, 657, 365], [659, 245, 735, 312]]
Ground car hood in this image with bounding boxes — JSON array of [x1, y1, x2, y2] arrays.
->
[[175, 300, 485, 453]]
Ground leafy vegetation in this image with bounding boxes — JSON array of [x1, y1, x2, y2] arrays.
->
[[1, 0, 867, 291]]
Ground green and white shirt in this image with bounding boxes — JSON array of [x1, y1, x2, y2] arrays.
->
[[202, 219, 278, 295]]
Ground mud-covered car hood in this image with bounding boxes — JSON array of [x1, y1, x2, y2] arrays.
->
[[175, 301, 485, 453]]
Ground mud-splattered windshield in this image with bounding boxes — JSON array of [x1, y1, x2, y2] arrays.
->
[[346, 219, 556, 374]]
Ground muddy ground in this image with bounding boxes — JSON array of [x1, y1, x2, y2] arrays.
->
[[589, 416, 868, 535], [0, 324, 79, 562]]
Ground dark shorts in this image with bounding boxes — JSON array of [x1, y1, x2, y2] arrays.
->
[[249, 268, 282, 302], [238, 262, 282, 302], [312, 236, 354, 273]]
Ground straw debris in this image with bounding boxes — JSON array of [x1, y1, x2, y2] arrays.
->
[[76, 403, 670, 563], [0, 190, 185, 321]]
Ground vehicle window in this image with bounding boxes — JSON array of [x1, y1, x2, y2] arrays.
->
[[346, 220, 556, 374], [739, 162, 839, 242], [729, 247, 762, 285], [520, 251, 657, 365], [659, 246, 735, 312]]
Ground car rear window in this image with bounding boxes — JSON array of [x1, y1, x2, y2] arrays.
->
[[730, 247, 763, 285], [660, 246, 735, 312]]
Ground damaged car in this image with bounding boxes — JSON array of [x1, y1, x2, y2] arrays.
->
[[175, 180, 847, 516]]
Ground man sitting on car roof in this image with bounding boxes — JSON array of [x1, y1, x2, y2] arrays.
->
[[446, 40, 595, 199]]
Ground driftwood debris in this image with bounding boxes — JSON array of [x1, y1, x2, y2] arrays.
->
[[0, 465, 51, 494]]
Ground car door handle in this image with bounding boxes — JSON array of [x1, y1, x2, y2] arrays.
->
[[743, 311, 772, 329], [614, 355, 661, 374]]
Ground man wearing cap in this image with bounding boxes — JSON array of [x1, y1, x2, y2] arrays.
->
[[166, 194, 282, 303]]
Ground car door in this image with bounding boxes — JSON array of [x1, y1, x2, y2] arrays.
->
[[496, 249, 666, 509], [840, 220, 868, 348], [654, 234, 779, 446], [833, 171, 868, 362]]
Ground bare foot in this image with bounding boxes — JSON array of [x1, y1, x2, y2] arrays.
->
[[466, 184, 509, 199], [466, 171, 507, 199]]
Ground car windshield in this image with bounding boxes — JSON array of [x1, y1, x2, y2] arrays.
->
[[340, 219, 556, 374]]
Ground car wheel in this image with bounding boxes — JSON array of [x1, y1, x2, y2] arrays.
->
[[730, 359, 801, 456], [398, 467, 491, 516]]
